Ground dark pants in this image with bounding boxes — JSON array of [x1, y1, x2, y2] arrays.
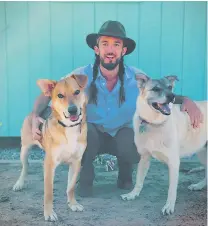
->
[[79, 123, 140, 187]]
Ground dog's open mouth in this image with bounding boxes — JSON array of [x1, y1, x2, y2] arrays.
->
[[152, 103, 171, 115], [64, 111, 81, 122]]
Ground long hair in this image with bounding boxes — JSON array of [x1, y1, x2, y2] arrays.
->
[[89, 55, 125, 106]]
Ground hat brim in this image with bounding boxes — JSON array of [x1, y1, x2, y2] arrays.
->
[[86, 33, 136, 55]]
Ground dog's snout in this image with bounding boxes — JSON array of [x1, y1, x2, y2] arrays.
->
[[68, 105, 77, 115], [167, 93, 175, 103]]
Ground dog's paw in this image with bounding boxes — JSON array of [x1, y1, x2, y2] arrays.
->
[[13, 180, 24, 191], [121, 192, 138, 201], [161, 202, 175, 215], [44, 209, 58, 221], [68, 202, 84, 212]]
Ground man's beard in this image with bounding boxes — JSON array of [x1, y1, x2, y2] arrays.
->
[[100, 56, 122, 71]]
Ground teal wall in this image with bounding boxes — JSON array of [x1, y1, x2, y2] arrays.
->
[[0, 1, 207, 136]]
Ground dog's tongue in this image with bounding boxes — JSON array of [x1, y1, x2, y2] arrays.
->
[[158, 103, 171, 114], [69, 115, 79, 122]]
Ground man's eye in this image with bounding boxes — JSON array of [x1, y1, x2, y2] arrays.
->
[[74, 90, 80, 95], [58, 94, 64, 98], [168, 85, 172, 90], [151, 87, 161, 92]]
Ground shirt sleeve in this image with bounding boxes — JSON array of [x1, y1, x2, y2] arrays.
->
[[60, 66, 86, 80], [130, 66, 147, 75]]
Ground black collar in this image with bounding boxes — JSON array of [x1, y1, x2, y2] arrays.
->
[[58, 119, 82, 133], [139, 116, 167, 127]]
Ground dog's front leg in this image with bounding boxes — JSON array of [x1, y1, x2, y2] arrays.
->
[[67, 160, 83, 212], [162, 157, 180, 215], [121, 153, 151, 201], [44, 155, 58, 221]]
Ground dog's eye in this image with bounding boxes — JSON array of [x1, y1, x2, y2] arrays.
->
[[168, 85, 172, 90], [58, 93, 64, 98], [151, 87, 161, 92], [74, 90, 80, 96]]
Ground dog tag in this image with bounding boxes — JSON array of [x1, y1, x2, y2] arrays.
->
[[139, 123, 147, 134]]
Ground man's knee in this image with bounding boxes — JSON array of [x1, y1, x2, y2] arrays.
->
[[115, 127, 140, 163]]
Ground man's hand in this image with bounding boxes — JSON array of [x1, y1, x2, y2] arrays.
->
[[181, 97, 203, 128], [32, 113, 45, 141]]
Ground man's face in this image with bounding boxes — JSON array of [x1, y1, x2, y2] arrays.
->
[[94, 36, 127, 70]]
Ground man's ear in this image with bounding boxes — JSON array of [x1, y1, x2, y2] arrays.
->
[[122, 47, 127, 56], [165, 75, 179, 87], [135, 73, 150, 89], [72, 74, 88, 88], [94, 45, 99, 55], [37, 79, 57, 96]]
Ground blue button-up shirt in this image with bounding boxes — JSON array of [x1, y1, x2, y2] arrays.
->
[[65, 64, 145, 136]]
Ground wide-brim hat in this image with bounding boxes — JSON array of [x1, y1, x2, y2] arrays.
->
[[86, 20, 136, 55]]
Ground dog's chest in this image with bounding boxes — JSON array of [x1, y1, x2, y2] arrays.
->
[[135, 123, 173, 155], [54, 128, 84, 163]]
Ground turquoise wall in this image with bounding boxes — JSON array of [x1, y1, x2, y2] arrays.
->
[[0, 1, 207, 136]]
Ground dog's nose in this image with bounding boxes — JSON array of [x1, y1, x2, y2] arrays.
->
[[68, 105, 77, 115], [167, 93, 175, 103]]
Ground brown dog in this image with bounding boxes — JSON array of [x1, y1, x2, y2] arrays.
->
[[13, 74, 88, 221]]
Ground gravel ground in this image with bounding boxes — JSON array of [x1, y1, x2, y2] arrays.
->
[[0, 158, 207, 226], [0, 147, 45, 161], [0, 144, 206, 226]]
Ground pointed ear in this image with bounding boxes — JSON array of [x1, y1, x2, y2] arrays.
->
[[37, 79, 57, 96], [165, 75, 179, 86], [72, 74, 88, 88], [135, 73, 150, 89]]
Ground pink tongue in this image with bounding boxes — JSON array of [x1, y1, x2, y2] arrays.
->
[[69, 115, 78, 121]]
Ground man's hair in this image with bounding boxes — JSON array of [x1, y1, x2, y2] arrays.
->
[[89, 54, 125, 106]]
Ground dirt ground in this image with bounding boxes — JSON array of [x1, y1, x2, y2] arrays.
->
[[0, 160, 207, 226]]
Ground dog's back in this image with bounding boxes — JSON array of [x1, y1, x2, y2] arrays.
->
[[171, 101, 207, 157]]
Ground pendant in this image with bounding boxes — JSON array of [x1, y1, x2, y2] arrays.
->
[[139, 123, 147, 134]]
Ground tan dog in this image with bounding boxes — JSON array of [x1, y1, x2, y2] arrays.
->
[[13, 74, 88, 221], [121, 74, 207, 215]]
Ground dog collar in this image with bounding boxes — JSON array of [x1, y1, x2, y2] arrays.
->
[[58, 119, 82, 133], [139, 116, 167, 133], [139, 118, 148, 134]]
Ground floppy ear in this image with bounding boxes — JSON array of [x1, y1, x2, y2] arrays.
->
[[72, 74, 88, 88], [37, 79, 57, 96], [165, 75, 179, 87], [135, 73, 150, 89]]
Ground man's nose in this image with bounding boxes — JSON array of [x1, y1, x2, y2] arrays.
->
[[106, 45, 115, 52]]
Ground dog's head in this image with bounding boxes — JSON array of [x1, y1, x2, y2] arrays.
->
[[37, 74, 88, 127], [135, 73, 178, 123]]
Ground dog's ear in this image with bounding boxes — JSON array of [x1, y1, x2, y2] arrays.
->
[[37, 79, 57, 96], [72, 74, 88, 88], [165, 75, 179, 86], [135, 73, 150, 89]]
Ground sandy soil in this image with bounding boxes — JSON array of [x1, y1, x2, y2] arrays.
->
[[0, 160, 207, 226]]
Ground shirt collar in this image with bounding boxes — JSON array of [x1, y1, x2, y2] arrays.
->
[[91, 64, 131, 81]]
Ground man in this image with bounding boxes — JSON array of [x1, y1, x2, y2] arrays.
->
[[32, 20, 203, 197]]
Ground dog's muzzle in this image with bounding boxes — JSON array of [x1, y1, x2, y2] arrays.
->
[[64, 105, 82, 122], [167, 93, 175, 103], [152, 93, 175, 116]]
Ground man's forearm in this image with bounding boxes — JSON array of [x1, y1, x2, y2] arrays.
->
[[32, 93, 51, 116], [174, 95, 187, 104]]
